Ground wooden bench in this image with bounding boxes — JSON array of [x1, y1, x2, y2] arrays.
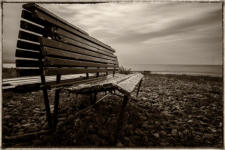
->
[[14, 3, 143, 142]]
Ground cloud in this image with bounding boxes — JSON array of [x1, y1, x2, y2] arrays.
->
[[3, 2, 222, 65], [113, 8, 221, 44]]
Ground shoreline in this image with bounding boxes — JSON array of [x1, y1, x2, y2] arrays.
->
[[2, 67, 223, 79], [142, 71, 222, 77]]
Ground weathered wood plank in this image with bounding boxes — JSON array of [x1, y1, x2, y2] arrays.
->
[[44, 57, 116, 68], [53, 33, 115, 58], [116, 73, 144, 94], [3, 74, 91, 90], [52, 27, 115, 55], [17, 69, 41, 76], [42, 47, 117, 64], [16, 59, 41, 67], [19, 30, 40, 42], [20, 20, 44, 35], [16, 49, 41, 59], [47, 75, 108, 89], [21, 9, 46, 26], [17, 40, 40, 51], [44, 68, 117, 76], [40, 38, 116, 61], [67, 73, 135, 93]]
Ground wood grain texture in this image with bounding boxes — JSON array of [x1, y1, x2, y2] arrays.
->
[[116, 73, 144, 94], [16, 49, 41, 59], [44, 68, 117, 76], [20, 20, 44, 35], [42, 47, 117, 64], [21, 9, 46, 26], [52, 27, 115, 55], [66, 73, 144, 96], [16, 59, 41, 67], [17, 40, 40, 51], [17, 69, 41, 76], [40, 38, 116, 61], [19, 30, 40, 42], [44, 57, 116, 68], [52, 33, 115, 58]]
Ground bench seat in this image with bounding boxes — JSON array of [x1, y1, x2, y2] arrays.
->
[[66, 73, 143, 96]]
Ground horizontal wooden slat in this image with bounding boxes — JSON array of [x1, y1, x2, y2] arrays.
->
[[42, 47, 116, 64], [21, 9, 46, 26], [17, 40, 40, 51], [23, 3, 88, 36], [16, 49, 41, 59], [16, 60, 41, 67], [44, 57, 116, 68], [17, 69, 41, 76], [40, 38, 116, 61], [116, 73, 144, 94], [44, 68, 117, 76], [20, 20, 45, 35], [46, 75, 108, 89], [53, 34, 115, 58], [22, 3, 115, 52], [67, 73, 135, 93], [52, 27, 115, 55], [19, 30, 40, 42]]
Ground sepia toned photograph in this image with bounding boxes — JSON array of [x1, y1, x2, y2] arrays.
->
[[2, 0, 223, 148]]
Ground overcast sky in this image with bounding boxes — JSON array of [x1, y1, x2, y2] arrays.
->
[[3, 2, 223, 65]]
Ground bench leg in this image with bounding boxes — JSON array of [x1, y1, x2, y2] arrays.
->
[[136, 79, 143, 97], [42, 89, 52, 129], [53, 88, 61, 129], [90, 92, 97, 105], [53, 74, 61, 129], [114, 94, 129, 144]]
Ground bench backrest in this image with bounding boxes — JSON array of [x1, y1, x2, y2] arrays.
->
[[16, 3, 119, 79]]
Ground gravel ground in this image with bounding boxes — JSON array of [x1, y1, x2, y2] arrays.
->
[[2, 74, 223, 148]]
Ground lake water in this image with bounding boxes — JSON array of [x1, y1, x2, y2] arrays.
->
[[3, 63, 223, 77], [123, 64, 223, 77]]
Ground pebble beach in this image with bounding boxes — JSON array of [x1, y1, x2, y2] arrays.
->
[[2, 73, 223, 148]]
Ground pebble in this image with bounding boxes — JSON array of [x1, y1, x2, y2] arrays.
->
[[171, 129, 177, 136], [142, 97, 148, 101], [116, 142, 123, 147], [142, 121, 149, 128], [4, 115, 11, 119], [135, 128, 143, 135], [160, 131, 167, 136], [154, 133, 160, 138], [22, 123, 31, 127]]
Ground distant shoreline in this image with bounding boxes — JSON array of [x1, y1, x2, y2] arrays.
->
[[138, 71, 223, 77], [2, 63, 223, 78]]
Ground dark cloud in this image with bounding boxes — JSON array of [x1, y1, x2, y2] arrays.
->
[[113, 9, 222, 43]]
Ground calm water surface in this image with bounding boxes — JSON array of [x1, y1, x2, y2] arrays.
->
[[123, 64, 223, 77]]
